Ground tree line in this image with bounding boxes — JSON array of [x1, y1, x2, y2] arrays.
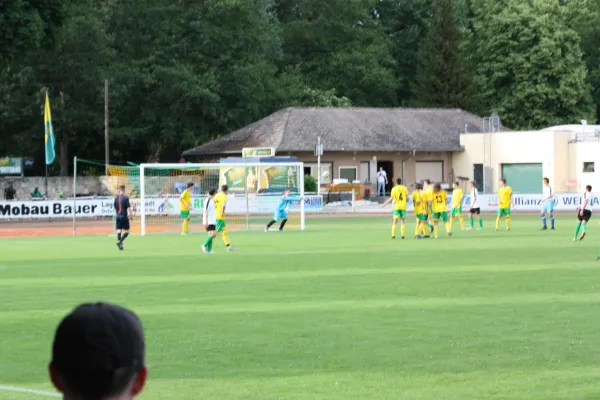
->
[[1, 0, 598, 175]]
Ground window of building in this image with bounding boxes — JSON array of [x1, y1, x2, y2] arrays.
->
[[339, 166, 357, 182], [303, 162, 333, 183], [473, 164, 484, 192], [583, 162, 595, 173]]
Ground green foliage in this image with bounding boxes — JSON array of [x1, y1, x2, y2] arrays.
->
[[304, 174, 317, 192], [0, 0, 68, 65], [413, 0, 475, 110], [472, 0, 596, 129]]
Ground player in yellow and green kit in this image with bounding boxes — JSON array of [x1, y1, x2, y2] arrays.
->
[[496, 178, 513, 231], [449, 181, 465, 231], [213, 185, 236, 251], [412, 183, 428, 239], [422, 179, 434, 234], [432, 183, 452, 238], [179, 182, 194, 235], [382, 178, 409, 239]]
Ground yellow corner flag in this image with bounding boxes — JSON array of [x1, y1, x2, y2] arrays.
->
[[44, 91, 56, 165]]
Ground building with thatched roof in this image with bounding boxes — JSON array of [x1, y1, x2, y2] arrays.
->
[[184, 107, 503, 192]]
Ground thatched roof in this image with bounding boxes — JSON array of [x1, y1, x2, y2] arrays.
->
[[183, 107, 501, 156]]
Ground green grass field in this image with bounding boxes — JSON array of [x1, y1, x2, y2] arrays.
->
[[1, 215, 600, 400]]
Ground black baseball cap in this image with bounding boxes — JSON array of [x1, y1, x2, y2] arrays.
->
[[51, 303, 145, 396]]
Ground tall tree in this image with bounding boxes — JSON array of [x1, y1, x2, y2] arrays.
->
[[275, 0, 398, 107], [413, 0, 475, 110], [567, 0, 600, 123], [472, 0, 595, 129], [0, 0, 69, 65]]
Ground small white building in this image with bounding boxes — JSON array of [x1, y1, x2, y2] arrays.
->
[[453, 122, 600, 194]]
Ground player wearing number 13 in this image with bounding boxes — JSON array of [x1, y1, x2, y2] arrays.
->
[[381, 178, 408, 239], [432, 183, 451, 238]]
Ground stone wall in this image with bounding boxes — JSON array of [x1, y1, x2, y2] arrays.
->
[[0, 176, 110, 200]]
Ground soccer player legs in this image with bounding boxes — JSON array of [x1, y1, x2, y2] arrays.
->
[[541, 177, 555, 230], [574, 185, 592, 242], [180, 182, 194, 235], [412, 183, 427, 238], [202, 189, 217, 253], [496, 178, 512, 231], [214, 185, 235, 251], [114, 185, 131, 251], [431, 183, 451, 238], [382, 178, 408, 239], [449, 181, 464, 231], [467, 180, 483, 230]]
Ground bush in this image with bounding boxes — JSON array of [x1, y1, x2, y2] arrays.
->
[[304, 174, 317, 192]]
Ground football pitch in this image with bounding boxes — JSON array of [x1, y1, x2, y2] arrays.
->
[[1, 214, 600, 400]]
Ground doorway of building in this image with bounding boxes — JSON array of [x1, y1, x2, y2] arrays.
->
[[377, 161, 394, 195]]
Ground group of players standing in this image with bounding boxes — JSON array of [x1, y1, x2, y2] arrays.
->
[[382, 176, 595, 245]]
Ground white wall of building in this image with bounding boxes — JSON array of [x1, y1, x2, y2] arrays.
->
[[454, 131, 571, 193]]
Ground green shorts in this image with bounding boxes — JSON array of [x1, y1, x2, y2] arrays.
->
[[498, 208, 511, 217], [433, 211, 448, 222], [393, 210, 407, 219], [216, 219, 227, 232], [416, 213, 427, 221], [451, 207, 462, 217], [180, 210, 190, 219]]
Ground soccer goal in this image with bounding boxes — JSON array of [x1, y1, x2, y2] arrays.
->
[[139, 162, 305, 236]]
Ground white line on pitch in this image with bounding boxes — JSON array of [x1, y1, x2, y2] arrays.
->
[[0, 385, 60, 398]]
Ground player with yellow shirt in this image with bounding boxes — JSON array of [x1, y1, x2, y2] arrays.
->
[[422, 179, 434, 234], [382, 178, 409, 239], [449, 181, 465, 230], [412, 183, 428, 238], [431, 183, 452, 238], [213, 185, 236, 251], [496, 178, 513, 231], [179, 182, 194, 235]]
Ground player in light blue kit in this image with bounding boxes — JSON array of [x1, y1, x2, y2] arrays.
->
[[265, 188, 301, 232], [541, 177, 555, 230]]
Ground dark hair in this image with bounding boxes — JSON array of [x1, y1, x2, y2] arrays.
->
[[221, 185, 228, 192], [470, 180, 476, 186], [586, 185, 592, 191], [453, 181, 459, 187], [415, 183, 423, 190], [433, 183, 441, 192], [208, 188, 216, 196], [119, 185, 126, 191], [395, 178, 402, 185], [500, 178, 506, 184], [423, 179, 431, 185], [187, 182, 194, 188]]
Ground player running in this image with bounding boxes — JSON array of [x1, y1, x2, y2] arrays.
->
[[114, 185, 131, 251], [423, 179, 434, 234], [180, 182, 194, 235], [540, 177, 555, 230], [496, 178, 512, 231], [265, 188, 301, 232], [412, 183, 428, 238], [213, 185, 236, 251], [431, 183, 451, 238], [449, 181, 465, 231], [382, 178, 409, 239], [202, 188, 217, 253], [467, 180, 483, 230], [574, 185, 592, 242]]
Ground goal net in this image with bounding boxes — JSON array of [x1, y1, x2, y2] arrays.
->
[[139, 162, 305, 235]]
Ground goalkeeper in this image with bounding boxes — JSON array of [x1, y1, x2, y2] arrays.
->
[[265, 188, 301, 232]]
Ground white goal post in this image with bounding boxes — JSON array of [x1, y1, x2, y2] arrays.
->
[[139, 162, 305, 236]]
